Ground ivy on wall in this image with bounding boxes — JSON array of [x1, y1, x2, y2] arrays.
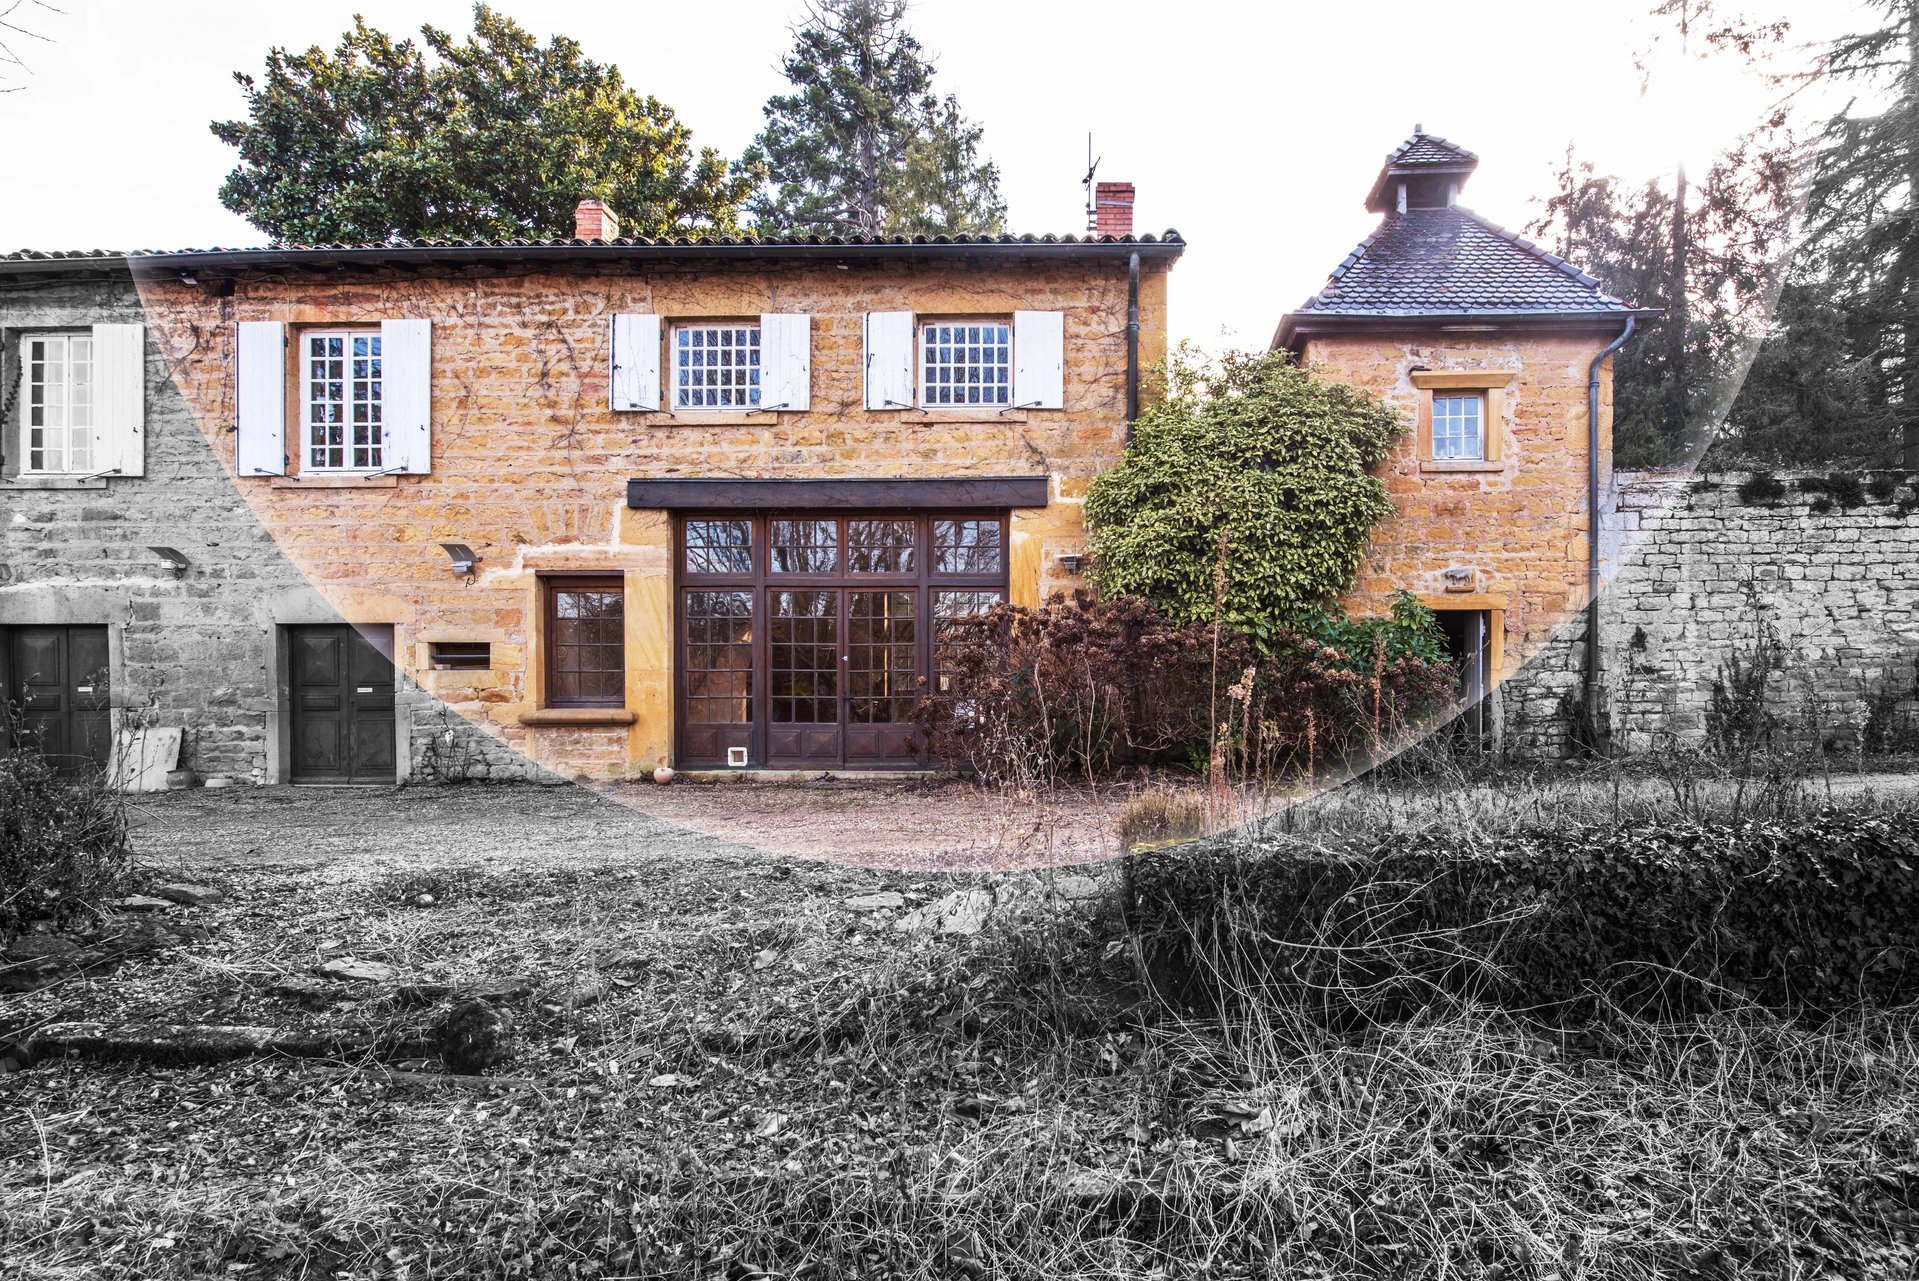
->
[[1085, 349, 1404, 638]]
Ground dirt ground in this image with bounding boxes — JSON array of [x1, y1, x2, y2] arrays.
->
[[127, 775, 1168, 876]]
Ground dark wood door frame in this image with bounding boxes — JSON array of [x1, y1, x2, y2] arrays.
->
[[672, 511, 1007, 769]]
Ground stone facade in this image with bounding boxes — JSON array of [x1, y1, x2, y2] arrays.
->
[[119, 245, 1173, 780], [1505, 469, 1919, 758], [0, 269, 555, 783], [1298, 330, 1616, 713]]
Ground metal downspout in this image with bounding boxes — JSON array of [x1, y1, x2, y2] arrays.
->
[[1125, 251, 1140, 441], [1582, 314, 1637, 754]]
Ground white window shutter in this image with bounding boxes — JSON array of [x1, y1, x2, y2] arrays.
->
[[1013, 311, 1065, 409], [235, 321, 286, 477], [381, 318, 432, 474], [91, 322, 145, 477], [863, 311, 915, 409], [610, 314, 661, 411], [759, 313, 811, 411]]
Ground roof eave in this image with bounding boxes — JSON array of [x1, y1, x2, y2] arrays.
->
[[1275, 306, 1661, 353]]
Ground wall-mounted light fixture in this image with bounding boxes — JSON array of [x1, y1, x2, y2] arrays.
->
[[147, 546, 190, 579], [1058, 552, 1085, 575], [438, 542, 480, 577]]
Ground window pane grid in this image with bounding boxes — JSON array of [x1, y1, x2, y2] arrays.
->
[[921, 322, 1011, 407], [305, 331, 383, 471], [769, 518, 837, 574], [1432, 393, 1485, 460], [684, 591, 754, 725], [770, 590, 837, 724], [933, 518, 1004, 575], [549, 586, 624, 706], [845, 519, 916, 575], [23, 334, 93, 474], [675, 324, 761, 409], [934, 590, 1002, 694], [847, 591, 917, 724], [684, 519, 755, 574]]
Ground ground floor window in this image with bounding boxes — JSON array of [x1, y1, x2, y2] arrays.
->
[[675, 512, 1006, 768], [544, 577, 625, 707]]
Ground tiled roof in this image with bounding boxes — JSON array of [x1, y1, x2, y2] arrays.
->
[[1385, 132, 1478, 171], [1292, 206, 1630, 318], [0, 230, 1184, 273]]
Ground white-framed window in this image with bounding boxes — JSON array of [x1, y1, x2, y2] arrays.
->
[[674, 323, 761, 409], [920, 320, 1011, 407], [21, 333, 94, 474], [304, 330, 384, 471], [1431, 392, 1485, 461]]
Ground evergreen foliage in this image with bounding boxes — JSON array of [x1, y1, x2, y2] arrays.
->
[[211, 5, 754, 245], [742, 0, 1005, 236], [1084, 349, 1405, 636]]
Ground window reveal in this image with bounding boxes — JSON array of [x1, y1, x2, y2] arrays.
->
[[545, 578, 625, 707], [23, 333, 93, 474], [921, 321, 1011, 407], [675, 324, 761, 409], [305, 331, 384, 471]]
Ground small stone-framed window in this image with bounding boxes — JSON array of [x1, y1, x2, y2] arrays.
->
[[1411, 369, 1512, 470], [543, 576, 625, 708], [20, 332, 94, 474], [673, 322, 761, 409]]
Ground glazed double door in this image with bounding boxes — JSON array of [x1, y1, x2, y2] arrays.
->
[[682, 587, 921, 768]]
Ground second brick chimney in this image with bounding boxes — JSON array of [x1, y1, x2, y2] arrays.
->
[[1094, 182, 1135, 237], [573, 199, 621, 242]]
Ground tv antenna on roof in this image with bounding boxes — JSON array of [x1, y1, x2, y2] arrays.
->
[[1082, 134, 1101, 234]]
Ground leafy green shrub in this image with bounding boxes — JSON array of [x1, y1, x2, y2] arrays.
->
[[1085, 347, 1402, 631], [0, 723, 131, 935], [1134, 809, 1919, 1015]]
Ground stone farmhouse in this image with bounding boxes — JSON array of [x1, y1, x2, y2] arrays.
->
[[0, 134, 1649, 783]]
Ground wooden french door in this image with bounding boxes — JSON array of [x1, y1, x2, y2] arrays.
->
[[675, 513, 1005, 769], [1, 625, 112, 772], [287, 625, 397, 783]]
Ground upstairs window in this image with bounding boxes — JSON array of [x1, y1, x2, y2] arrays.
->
[[1431, 392, 1485, 461], [305, 330, 384, 471], [921, 321, 1011, 407], [674, 323, 761, 409], [22, 333, 93, 474]]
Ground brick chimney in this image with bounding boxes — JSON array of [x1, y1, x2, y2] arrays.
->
[[573, 199, 621, 242], [1093, 182, 1135, 237]]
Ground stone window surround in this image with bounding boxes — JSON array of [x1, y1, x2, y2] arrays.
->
[[4, 327, 110, 488], [518, 571, 639, 729], [1411, 369, 1514, 474], [670, 318, 762, 412], [275, 320, 399, 486]]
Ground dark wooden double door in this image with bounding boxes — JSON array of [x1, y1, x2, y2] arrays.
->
[[287, 625, 397, 783], [2, 626, 112, 772], [676, 512, 1007, 769]]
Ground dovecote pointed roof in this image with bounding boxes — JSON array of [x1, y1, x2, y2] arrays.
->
[[1276, 131, 1653, 349], [1363, 126, 1480, 212]]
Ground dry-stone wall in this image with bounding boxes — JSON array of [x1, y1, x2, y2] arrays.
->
[[1504, 469, 1919, 758]]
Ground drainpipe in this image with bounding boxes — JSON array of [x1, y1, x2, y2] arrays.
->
[[1125, 251, 1140, 441], [1581, 315, 1637, 755]]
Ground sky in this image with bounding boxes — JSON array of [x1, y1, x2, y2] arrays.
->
[[0, 0, 1852, 354]]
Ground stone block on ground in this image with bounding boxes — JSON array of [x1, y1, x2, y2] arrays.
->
[[155, 883, 224, 907], [316, 957, 397, 984]]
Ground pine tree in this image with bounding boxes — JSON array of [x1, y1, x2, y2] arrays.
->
[[742, 0, 1006, 237], [1728, 0, 1919, 467]]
